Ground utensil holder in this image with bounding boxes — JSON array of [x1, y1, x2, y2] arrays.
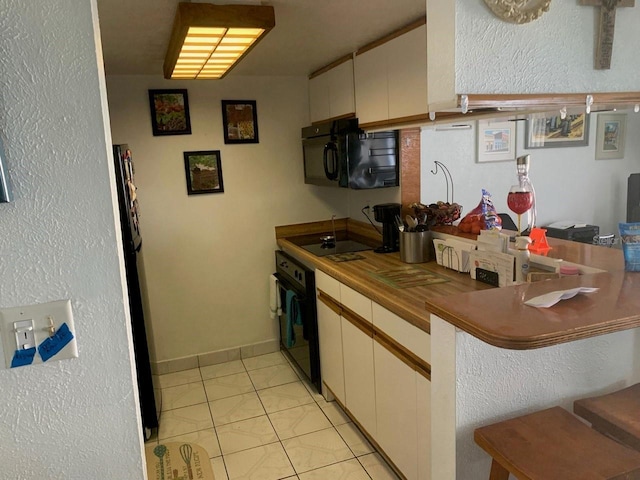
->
[[400, 231, 433, 263]]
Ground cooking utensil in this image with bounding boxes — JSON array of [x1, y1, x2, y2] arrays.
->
[[406, 215, 417, 231], [415, 224, 429, 232], [179, 443, 194, 480], [394, 214, 404, 232], [153, 444, 167, 479]]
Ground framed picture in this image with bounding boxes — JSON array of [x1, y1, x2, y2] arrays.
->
[[476, 120, 516, 163], [221, 100, 259, 144], [183, 150, 224, 195], [148, 89, 192, 136], [525, 112, 589, 148], [595, 113, 626, 160]]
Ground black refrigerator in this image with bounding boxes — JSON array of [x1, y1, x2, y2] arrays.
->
[[113, 144, 160, 439]]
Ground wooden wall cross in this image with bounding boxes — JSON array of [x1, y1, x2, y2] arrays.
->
[[580, 0, 635, 69]]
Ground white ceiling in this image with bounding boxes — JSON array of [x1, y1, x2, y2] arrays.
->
[[96, 0, 426, 77]]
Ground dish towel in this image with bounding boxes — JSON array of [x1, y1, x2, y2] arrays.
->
[[285, 289, 302, 348], [269, 274, 282, 319]]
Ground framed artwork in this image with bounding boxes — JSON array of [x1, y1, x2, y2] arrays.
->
[[148, 89, 192, 136], [0, 137, 12, 203], [476, 120, 516, 163], [183, 150, 224, 195], [595, 113, 626, 160], [221, 100, 259, 144], [525, 112, 589, 148]]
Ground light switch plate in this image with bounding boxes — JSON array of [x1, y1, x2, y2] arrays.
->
[[0, 300, 78, 369]]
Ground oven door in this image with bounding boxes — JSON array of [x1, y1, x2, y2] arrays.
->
[[275, 273, 321, 391]]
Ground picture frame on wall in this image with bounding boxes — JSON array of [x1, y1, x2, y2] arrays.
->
[[221, 100, 259, 144], [595, 113, 626, 160], [183, 150, 224, 195], [148, 89, 192, 136], [525, 112, 589, 148], [476, 120, 516, 163]]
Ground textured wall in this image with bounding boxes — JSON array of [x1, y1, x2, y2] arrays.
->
[[456, 1, 640, 93], [421, 113, 640, 236], [0, 1, 145, 478]]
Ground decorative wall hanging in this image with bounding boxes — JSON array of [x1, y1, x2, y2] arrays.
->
[[595, 113, 626, 159], [148, 89, 192, 136], [476, 120, 517, 163], [183, 150, 224, 195], [221, 100, 259, 144], [525, 113, 590, 148], [483, 0, 552, 24], [579, 0, 635, 70]]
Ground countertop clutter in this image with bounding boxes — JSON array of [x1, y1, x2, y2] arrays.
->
[[276, 218, 639, 350]]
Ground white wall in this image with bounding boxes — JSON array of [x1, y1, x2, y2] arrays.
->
[[421, 113, 640, 236], [107, 75, 368, 362], [0, 1, 145, 478], [455, 0, 640, 93]]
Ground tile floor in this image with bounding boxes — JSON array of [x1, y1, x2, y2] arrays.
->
[[146, 351, 400, 480]]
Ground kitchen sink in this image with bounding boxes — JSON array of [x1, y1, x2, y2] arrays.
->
[[301, 239, 372, 257]]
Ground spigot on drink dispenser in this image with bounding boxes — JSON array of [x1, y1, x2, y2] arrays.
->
[[507, 154, 537, 235]]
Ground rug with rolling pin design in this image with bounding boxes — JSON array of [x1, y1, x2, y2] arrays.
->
[[145, 442, 215, 480]]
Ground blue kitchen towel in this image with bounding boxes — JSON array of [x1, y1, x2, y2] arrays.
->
[[285, 289, 302, 348]]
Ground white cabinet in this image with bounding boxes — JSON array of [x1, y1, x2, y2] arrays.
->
[[416, 372, 432, 480], [316, 296, 345, 403], [374, 342, 418, 480], [354, 22, 427, 126], [342, 315, 376, 436], [309, 57, 355, 123]]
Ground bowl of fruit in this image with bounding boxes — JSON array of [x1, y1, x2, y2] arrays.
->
[[411, 201, 462, 226]]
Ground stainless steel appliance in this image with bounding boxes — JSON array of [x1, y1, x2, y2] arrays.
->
[[302, 119, 398, 189], [113, 145, 160, 439], [274, 250, 321, 391]]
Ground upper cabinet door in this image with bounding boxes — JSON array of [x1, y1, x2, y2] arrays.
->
[[309, 57, 355, 124], [354, 44, 390, 125], [309, 73, 330, 124], [387, 25, 427, 121]]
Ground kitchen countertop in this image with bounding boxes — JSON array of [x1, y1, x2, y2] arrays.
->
[[276, 219, 638, 349]]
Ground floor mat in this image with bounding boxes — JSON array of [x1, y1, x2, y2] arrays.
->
[[146, 442, 214, 480], [368, 266, 450, 288]]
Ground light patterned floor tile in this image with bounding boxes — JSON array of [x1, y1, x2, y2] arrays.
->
[[158, 403, 213, 439], [224, 442, 295, 480], [161, 382, 208, 410], [158, 368, 201, 389], [358, 453, 400, 480], [320, 402, 351, 426], [281, 427, 354, 474], [298, 459, 370, 480], [161, 427, 222, 458], [209, 392, 266, 426], [211, 456, 229, 480], [248, 364, 299, 390], [268, 403, 332, 440], [257, 381, 314, 414], [217, 415, 279, 455], [204, 371, 255, 401], [242, 351, 287, 371], [201, 360, 246, 380], [336, 422, 374, 456]]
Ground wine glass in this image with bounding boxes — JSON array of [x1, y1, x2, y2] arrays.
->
[[507, 185, 533, 234]]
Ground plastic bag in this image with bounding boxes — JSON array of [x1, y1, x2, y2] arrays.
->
[[457, 189, 502, 234], [619, 222, 640, 272]]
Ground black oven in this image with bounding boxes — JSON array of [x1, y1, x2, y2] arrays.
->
[[274, 250, 321, 392]]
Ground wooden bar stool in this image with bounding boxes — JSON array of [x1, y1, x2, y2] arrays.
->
[[474, 406, 640, 480], [574, 383, 640, 452]]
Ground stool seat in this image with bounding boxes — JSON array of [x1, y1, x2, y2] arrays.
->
[[474, 406, 640, 480], [574, 383, 640, 452]]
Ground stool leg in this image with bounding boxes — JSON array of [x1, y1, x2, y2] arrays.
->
[[489, 459, 510, 480]]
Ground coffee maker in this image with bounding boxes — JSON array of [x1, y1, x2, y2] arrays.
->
[[373, 203, 401, 253]]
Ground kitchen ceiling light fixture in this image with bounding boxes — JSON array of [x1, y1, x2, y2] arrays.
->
[[163, 2, 275, 80]]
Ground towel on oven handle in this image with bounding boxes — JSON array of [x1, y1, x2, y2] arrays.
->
[[269, 274, 282, 319], [285, 289, 302, 348]]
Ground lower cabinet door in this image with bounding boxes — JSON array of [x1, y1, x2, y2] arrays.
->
[[416, 372, 431, 480], [317, 299, 345, 403], [374, 341, 418, 480], [342, 318, 376, 436]]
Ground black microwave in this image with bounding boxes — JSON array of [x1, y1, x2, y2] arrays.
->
[[302, 119, 399, 189]]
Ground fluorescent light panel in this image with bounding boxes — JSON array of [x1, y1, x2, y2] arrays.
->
[[164, 4, 275, 80]]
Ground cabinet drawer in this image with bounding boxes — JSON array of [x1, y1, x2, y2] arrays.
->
[[316, 269, 340, 301], [372, 302, 430, 363], [340, 283, 372, 323]]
